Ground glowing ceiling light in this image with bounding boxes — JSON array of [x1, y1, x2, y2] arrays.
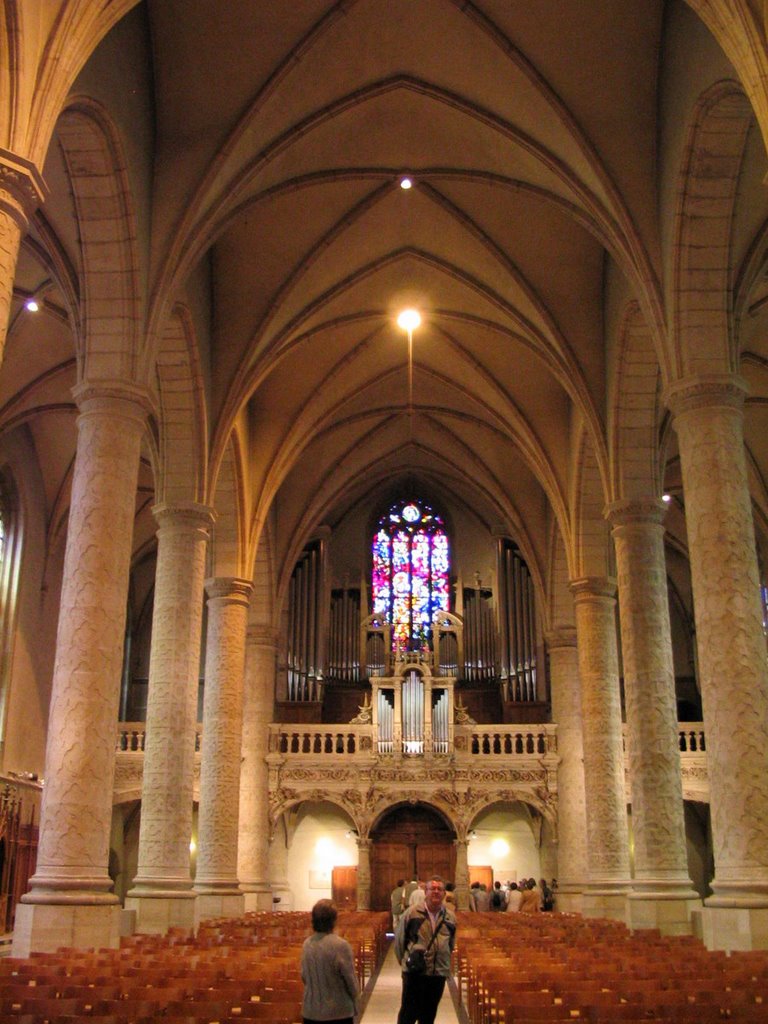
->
[[400, 176, 413, 189], [662, 494, 672, 503], [397, 308, 421, 332], [25, 298, 39, 312]]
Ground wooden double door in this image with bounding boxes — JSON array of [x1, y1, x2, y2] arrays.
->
[[369, 805, 456, 912]]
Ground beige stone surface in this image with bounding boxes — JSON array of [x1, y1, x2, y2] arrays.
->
[[668, 379, 768, 907], [571, 578, 631, 910], [194, 578, 252, 908], [608, 499, 697, 908], [546, 629, 587, 910], [128, 503, 213, 931]]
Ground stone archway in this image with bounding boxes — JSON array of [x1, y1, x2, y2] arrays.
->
[[369, 803, 456, 912]]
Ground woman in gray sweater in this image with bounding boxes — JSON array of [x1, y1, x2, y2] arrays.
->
[[301, 899, 360, 1024]]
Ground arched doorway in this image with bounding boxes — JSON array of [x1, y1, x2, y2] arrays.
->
[[370, 803, 456, 911]]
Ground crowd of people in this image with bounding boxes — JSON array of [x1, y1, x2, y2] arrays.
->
[[389, 875, 555, 922], [469, 876, 557, 913]]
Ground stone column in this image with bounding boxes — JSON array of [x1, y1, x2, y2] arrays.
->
[[13, 383, 148, 956], [125, 503, 214, 934], [666, 377, 768, 950], [269, 826, 293, 911], [570, 577, 632, 919], [356, 838, 371, 910], [238, 627, 278, 912], [607, 499, 700, 933], [546, 628, 588, 914], [194, 577, 252, 923], [0, 150, 46, 364], [453, 837, 470, 911]]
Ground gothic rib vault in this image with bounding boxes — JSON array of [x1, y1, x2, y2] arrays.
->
[[0, 0, 767, 954]]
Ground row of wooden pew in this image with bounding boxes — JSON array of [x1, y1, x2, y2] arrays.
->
[[0, 910, 389, 1023], [455, 911, 768, 1023]]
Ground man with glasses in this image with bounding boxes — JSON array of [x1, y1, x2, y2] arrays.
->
[[394, 875, 457, 1024]]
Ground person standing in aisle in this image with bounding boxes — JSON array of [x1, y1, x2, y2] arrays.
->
[[395, 875, 456, 1024], [391, 877, 407, 929], [301, 899, 360, 1024]]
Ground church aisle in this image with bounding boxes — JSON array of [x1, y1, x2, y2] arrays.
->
[[361, 943, 460, 1023]]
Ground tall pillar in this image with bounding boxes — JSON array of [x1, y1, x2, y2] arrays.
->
[[194, 578, 252, 923], [570, 577, 632, 919], [125, 503, 214, 933], [269, 824, 293, 911], [666, 377, 768, 950], [13, 383, 148, 955], [607, 499, 700, 934], [545, 628, 588, 914], [356, 838, 371, 909], [239, 627, 278, 912], [453, 837, 470, 911], [0, 150, 46, 364]]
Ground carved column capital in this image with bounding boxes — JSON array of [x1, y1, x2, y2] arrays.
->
[[72, 380, 154, 424], [153, 501, 216, 531], [205, 577, 253, 604], [0, 148, 47, 226], [664, 374, 748, 418], [604, 497, 667, 528], [569, 576, 616, 602]]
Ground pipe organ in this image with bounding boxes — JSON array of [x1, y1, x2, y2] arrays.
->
[[497, 539, 539, 702], [328, 587, 361, 684], [402, 671, 424, 753], [286, 541, 325, 701], [462, 587, 496, 683], [283, 537, 543, 706], [372, 666, 454, 755]]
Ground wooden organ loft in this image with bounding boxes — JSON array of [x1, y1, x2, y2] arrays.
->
[[280, 537, 548, 734]]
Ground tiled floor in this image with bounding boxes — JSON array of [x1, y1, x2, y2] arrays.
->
[[361, 944, 460, 1022]]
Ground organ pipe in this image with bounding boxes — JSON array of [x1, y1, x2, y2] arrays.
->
[[497, 540, 538, 702]]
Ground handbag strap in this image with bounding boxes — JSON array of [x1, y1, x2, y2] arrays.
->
[[422, 911, 445, 953]]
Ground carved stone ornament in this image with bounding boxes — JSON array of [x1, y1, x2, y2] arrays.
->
[[454, 696, 476, 725], [0, 149, 48, 221], [349, 694, 372, 723]]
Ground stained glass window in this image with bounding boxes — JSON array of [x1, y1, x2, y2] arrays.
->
[[372, 500, 450, 654]]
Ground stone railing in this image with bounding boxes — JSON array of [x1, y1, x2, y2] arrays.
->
[[116, 721, 705, 760], [117, 723, 203, 752], [620, 722, 705, 754], [269, 724, 372, 756], [465, 724, 557, 756], [677, 723, 706, 753]]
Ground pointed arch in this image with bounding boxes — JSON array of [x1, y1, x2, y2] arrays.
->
[[610, 301, 663, 502], [56, 97, 143, 383], [672, 81, 754, 378], [154, 304, 208, 506], [571, 427, 612, 579]]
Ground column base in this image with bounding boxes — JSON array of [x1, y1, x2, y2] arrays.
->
[[626, 893, 701, 936], [552, 890, 583, 915], [701, 905, 768, 951], [12, 902, 121, 956], [195, 891, 245, 924], [581, 885, 632, 922], [124, 893, 197, 935], [242, 886, 274, 912]]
